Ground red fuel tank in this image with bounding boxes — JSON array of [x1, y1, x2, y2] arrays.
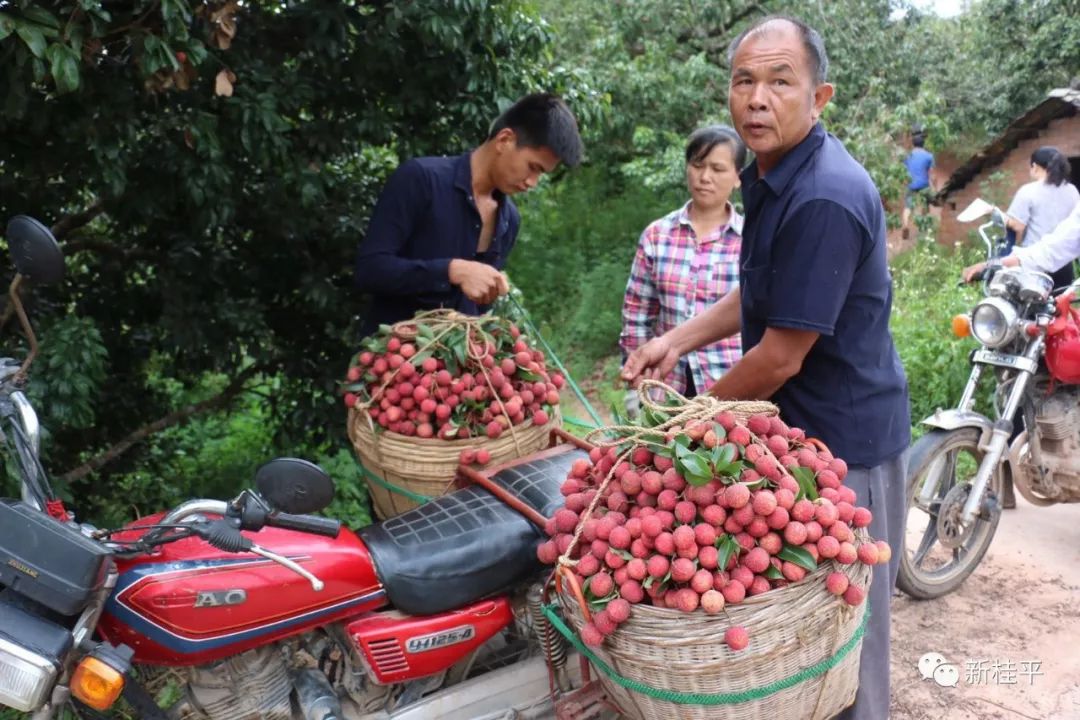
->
[[97, 515, 385, 666]]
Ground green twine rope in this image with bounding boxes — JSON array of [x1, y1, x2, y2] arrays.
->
[[541, 603, 869, 705], [352, 456, 434, 504], [507, 294, 605, 427]]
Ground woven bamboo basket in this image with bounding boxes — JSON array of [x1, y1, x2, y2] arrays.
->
[[557, 552, 872, 720], [347, 406, 562, 519]]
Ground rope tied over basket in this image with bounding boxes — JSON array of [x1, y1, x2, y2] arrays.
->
[[356, 308, 525, 455], [557, 379, 779, 569]]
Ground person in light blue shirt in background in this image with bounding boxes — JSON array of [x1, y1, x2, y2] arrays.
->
[[901, 127, 935, 239]]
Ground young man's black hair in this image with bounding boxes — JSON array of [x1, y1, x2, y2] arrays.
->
[[488, 93, 583, 168]]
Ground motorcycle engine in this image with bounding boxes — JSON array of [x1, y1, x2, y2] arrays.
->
[[172, 646, 293, 720], [1014, 387, 1080, 503]]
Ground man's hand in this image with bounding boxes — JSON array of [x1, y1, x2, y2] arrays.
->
[[448, 259, 510, 305], [621, 335, 680, 388], [962, 261, 987, 283]]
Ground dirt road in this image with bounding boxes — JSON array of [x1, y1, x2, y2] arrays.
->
[[890, 497, 1080, 719]]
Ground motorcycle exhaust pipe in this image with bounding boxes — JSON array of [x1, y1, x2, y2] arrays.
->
[[292, 667, 342, 720]]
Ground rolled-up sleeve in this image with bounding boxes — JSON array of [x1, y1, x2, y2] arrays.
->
[[355, 160, 454, 296]]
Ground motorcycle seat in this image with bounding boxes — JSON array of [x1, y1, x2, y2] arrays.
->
[[359, 446, 586, 616]]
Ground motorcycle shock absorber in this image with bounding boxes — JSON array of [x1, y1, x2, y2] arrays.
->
[[526, 583, 570, 691]]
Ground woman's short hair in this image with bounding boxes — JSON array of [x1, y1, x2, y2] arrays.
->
[[685, 125, 748, 170]]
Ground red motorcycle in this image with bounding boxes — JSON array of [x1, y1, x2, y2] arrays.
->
[[0, 217, 595, 720]]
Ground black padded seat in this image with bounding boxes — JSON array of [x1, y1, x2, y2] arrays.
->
[[359, 447, 586, 616]]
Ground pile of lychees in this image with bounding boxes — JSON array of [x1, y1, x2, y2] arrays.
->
[[342, 314, 562, 454], [539, 411, 888, 652]]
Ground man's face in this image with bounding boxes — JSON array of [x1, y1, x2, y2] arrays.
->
[[492, 129, 560, 195], [728, 23, 833, 173]]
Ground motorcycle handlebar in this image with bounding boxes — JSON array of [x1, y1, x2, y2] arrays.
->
[[265, 511, 341, 538]]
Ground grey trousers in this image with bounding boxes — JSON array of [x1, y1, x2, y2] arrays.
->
[[834, 452, 908, 720]]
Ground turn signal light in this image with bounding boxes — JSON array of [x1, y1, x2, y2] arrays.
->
[[951, 314, 971, 338], [70, 656, 124, 710]]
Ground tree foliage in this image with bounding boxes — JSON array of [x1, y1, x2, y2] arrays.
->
[[0, 0, 597, 513]]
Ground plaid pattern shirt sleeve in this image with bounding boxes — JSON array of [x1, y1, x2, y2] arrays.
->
[[620, 225, 660, 357], [620, 204, 743, 396]]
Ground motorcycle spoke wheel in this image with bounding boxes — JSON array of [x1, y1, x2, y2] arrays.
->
[[897, 428, 1002, 600]]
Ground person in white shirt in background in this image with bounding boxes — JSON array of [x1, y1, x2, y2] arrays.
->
[[964, 200, 1080, 281], [998, 147, 1079, 286]]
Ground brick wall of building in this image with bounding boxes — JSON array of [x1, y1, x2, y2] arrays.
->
[[938, 114, 1080, 246]]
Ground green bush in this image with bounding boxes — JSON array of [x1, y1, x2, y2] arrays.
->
[[890, 238, 987, 435], [509, 165, 683, 381]]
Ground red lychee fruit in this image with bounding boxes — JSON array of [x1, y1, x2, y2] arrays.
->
[[817, 535, 841, 559], [743, 547, 771, 574], [825, 572, 849, 596], [620, 580, 645, 604], [857, 542, 880, 565], [701, 589, 725, 614], [752, 490, 778, 516], [581, 622, 604, 647], [691, 569, 714, 594], [721, 580, 746, 604], [675, 588, 700, 613], [671, 557, 696, 583], [647, 555, 670, 579], [536, 541, 558, 564], [725, 626, 750, 651], [589, 572, 614, 598], [843, 584, 866, 607], [607, 598, 631, 624], [725, 484, 751, 509], [836, 542, 858, 565]]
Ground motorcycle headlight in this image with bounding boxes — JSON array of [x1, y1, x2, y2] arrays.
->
[[971, 297, 1019, 348], [0, 635, 57, 711]]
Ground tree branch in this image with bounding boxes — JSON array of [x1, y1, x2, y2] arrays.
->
[[675, 3, 763, 47], [50, 200, 105, 241], [57, 365, 264, 483]]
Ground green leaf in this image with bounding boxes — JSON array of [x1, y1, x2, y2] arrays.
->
[[642, 405, 670, 428], [0, 15, 15, 41], [673, 433, 691, 448], [16, 23, 48, 58], [517, 367, 543, 382], [716, 534, 739, 571], [416, 323, 435, 341], [411, 349, 433, 365], [710, 442, 735, 468], [48, 43, 80, 94], [676, 452, 712, 486], [21, 6, 61, 29], [791, 466, 819, 501], [763, 565, 784, 580], [649, 443, 674, 459], [778, 544, 818, 571], [608, 401, 628, 426]]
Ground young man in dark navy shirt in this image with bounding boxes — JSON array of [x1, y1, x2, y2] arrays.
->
[[623, 16, 909, 720], [355, 93, 583, 336]]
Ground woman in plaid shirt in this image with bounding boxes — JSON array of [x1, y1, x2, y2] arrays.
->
[[620, 125, 747, 400]]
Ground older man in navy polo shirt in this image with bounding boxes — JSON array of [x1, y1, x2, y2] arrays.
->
[[623, 15, 909, 720], [355, 93, 583, 337]]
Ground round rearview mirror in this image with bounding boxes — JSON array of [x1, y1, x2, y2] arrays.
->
[[254, 458, 335, 515], [6, 216, 64, 285]]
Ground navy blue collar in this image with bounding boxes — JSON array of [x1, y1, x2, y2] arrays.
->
[[741, 123, 827, 197], [453, 151, 507, 206]]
